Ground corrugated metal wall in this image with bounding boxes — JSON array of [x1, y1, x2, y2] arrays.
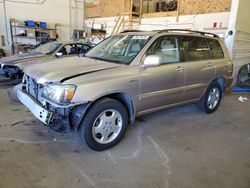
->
[[232, 30, 250, 83]]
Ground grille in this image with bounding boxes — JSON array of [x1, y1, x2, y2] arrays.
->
[[23, 74, 43, 102]]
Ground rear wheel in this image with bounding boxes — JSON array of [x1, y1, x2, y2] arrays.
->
[[79, 98, 128, 151], [199, 82, 222, 114]]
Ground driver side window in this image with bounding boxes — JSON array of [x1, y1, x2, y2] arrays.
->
[[58, 44, 80, 56], [147, 36, 180, 64]]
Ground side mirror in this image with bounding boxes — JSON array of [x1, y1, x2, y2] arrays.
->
[[142, 55, 161, 67], [55, 52, 63, 58]]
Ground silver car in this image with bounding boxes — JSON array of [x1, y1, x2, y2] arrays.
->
[[0, 41, 94, 80], [17, 30, 233, 151]]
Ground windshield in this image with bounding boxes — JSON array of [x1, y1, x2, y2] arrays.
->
[[31, 42, 62, 55], [85, 34, 151, 64]]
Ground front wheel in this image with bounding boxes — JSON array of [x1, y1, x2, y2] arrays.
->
[[199, 82, 222, 114], [79, 98, 128, 151]]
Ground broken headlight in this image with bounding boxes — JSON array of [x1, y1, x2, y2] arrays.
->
[[42, 83, 76, 104]]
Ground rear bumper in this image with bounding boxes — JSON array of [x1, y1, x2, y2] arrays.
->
[[17, 88, 54, 125], [225, 76, 234, 88]]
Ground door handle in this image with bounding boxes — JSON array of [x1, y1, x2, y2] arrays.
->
[[207, 62, 214, 67], [176, 66, 184, 72]]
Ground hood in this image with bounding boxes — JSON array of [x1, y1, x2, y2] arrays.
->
[[0, 53, 47, 66], [24, 56, 121, 84]]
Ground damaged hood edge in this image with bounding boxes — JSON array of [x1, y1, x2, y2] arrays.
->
[[23, 57, 121, 84]]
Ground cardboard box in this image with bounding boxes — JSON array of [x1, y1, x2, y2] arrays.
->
[[26, 29, 36, 38]]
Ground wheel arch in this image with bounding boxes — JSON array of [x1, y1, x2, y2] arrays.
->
[[212, 77, 225, 96], [199, 77, 225, 101], [72, 92, 135, 130], [101, 92, 135, 125]]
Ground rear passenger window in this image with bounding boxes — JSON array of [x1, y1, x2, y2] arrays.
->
[[182, 37, 210, 61], [207, 39, 224, 59], [146, 36, 180, 64]]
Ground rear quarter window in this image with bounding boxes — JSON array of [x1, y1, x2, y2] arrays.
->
[[181, 36, 210, 61], [207, 39, 224, 59]]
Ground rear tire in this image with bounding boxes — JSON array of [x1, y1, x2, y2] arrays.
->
[[199, 82, 222, 114], [79, 98, 128, 151]]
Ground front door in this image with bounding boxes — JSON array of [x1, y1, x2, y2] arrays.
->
[[138, 36, 185, 114]]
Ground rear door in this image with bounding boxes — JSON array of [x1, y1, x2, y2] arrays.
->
[[138, 35, 185, 114], [181, 36, 216, 100]]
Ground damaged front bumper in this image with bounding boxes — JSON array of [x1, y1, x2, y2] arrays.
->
[[17, 87, 54, 125], [17, 81, 90, 129]]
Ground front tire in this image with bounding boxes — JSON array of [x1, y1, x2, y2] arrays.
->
[[79, 98, 128, 151], [199, 82, 222, 114]]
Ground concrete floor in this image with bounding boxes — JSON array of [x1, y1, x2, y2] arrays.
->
[[0, 78, 250, 188]]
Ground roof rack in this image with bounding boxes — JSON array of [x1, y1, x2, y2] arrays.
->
[[119, 30, 147, 34], [158, 29, 219, 38]]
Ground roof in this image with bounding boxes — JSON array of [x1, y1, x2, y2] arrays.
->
[[119, 29, 219, 38]]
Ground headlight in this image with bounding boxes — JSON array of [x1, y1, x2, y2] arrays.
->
[[42, 83, 76, 104], [22, 74, 27, 84]]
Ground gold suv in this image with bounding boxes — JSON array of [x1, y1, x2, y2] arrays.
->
[[17, 29, 233, 151]]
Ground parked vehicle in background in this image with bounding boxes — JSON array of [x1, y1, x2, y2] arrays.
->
[[237, 63, 250, 87], [17, 29, 233, 151], [0, 41, 94, 80]]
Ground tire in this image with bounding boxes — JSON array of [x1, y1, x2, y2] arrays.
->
[[79, 98, 128, 151], [238, 64, 250, 87], [199, 82, 222, 114]]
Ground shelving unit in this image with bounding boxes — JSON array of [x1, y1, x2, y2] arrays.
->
[[9, 18, 60, 54]]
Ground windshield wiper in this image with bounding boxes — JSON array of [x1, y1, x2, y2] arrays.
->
[[86, 56, 122, 64]]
